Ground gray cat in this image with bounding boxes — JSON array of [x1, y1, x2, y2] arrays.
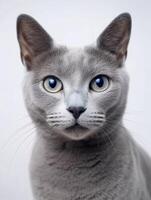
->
[[17, 13, 151, 200]]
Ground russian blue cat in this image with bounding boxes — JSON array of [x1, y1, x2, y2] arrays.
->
[[17, 13, 151, 200]]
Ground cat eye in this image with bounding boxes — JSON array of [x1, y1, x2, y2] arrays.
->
[[43, 76, 63, 93], [89, 75, 109, 92]]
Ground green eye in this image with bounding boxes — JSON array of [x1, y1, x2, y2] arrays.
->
[[43, 76, 63, 93], [90, 75, 109, 92]]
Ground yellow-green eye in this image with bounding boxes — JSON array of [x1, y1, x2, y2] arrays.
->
[[90, 75, 109, 92], [43, 76, 63, 93]]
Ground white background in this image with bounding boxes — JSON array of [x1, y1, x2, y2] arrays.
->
[[0, 0, 151, 199]]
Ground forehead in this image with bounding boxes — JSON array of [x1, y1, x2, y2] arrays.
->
[[33, 46, 119, 80]]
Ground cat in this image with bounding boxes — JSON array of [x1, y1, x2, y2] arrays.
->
[[17, 13, 151, 200]]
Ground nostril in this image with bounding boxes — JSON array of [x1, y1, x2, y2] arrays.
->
[[67, 106, 86, 119], [79, 107, 87, 114]]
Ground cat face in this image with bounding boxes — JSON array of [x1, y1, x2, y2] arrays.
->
[[17, 13, 131, 140]]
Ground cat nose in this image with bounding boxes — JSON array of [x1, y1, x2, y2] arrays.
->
[[67, 106, 86, 119]]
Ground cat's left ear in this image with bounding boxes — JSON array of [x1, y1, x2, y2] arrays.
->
[[97, 13, 132, 60], [17, 14, 53, 70]]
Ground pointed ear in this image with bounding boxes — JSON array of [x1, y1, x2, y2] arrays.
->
[[97, 13, 132, 60], [17, 14, 53, 70]]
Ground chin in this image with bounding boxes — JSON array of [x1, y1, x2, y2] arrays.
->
[[56, 125, 100, 141]]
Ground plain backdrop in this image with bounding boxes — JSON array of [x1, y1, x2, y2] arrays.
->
[[0, 0, 151, 199]]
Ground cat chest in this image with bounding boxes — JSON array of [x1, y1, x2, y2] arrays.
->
[[30, 150, 137, 200]]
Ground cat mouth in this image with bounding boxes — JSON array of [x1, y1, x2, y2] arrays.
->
[[65, 123, 88, 132], [63, 123, 91, 140]]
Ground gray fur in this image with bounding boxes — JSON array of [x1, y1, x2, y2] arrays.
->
[[17, 13, 151, 199]]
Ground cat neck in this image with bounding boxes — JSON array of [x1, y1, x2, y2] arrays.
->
[[31, 123, 134, 199]]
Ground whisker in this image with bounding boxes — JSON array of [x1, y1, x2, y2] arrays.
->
[[101, 119, 116, 150], [87, 123, 100, 127], [0, 123, 35, 153], [17, 115, 31, 121], [91, 112, 104, 115], [47, 112, 61, 116], [81, 119, 105, 123], [47, 116, 65, 119], [125, 109, 144, 115], [87, 120, 105, 123], [105, 132, 115, 149], [50, 124, 66, 128], [123, 117, 141, 124], [8, 131, 35, 170], [47, 122, 70, 128], [89, 116, 105, 119], [47, 120, 71, 123]]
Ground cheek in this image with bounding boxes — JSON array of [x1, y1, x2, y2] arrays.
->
[[31, 85, 61, 112], [31, 84, 73, 119], [102, 90, 121, 111], [88, 87, 121, 113]]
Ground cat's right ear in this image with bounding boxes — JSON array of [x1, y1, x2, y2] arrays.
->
[[17, 14, 53, 70]]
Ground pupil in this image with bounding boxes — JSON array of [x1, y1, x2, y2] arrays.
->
[[95, 77, 104, 87], [49, 78, 57, 88]]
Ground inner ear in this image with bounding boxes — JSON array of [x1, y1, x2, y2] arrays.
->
[[97, 13, 132, 60], [17, 14, 53, 70]]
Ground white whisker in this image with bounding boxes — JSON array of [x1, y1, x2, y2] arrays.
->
[[47, 112, 62, 117], [89, 115, 105, 118], [47, 119, 71, 123], [47, 116, 65, 119], [0, 122, 35, 153]]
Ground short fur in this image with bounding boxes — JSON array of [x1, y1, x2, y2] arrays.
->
[[17, 13, 151, 200]]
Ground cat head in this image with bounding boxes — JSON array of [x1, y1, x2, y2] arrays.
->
[[17, 13, 131, 141]]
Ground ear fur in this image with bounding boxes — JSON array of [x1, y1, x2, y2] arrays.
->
[[17, 14, 53, 70], [97, 13, 132, 60]]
